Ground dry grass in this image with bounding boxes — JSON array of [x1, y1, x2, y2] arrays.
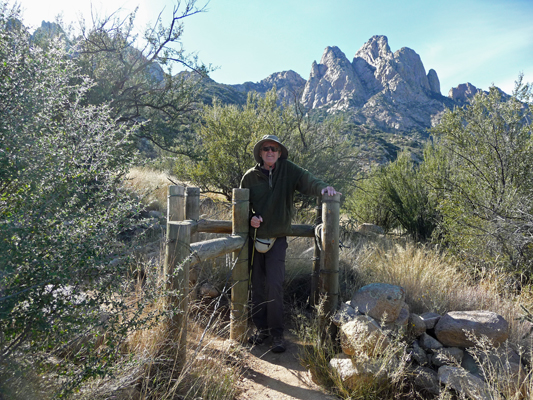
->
[[123, 167, 183, 213], [74, 258, 243, 400]]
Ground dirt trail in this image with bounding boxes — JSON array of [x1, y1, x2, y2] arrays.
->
[[235, 331, 337, 400]]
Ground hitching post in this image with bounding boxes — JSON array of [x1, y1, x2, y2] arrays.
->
[[168, 185, 185, 223], [230, 188, 249, 341], [165, 185, 188, 368], [164, 220, 191, 370], [319, 192, 340, 340]]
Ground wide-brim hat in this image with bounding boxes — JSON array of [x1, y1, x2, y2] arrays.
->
[[253, 135, 288, 164]]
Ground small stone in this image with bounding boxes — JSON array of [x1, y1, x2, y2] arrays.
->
[[419, 312, 441, 330], [419, 332, 443, 350]]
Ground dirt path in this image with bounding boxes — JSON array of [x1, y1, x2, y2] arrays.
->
[[235, 331, 337, 400]]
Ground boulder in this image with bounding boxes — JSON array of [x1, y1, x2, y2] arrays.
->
[[351, 283, 405, 323], [435, 311, 509, 347], [413, 366, 440, 396], [438, 365, 494, 400], [393, 303, 410, 327], [408, 313, 427, 337], [199, 282, 220, 298], [329, 353, 359, 389], [340, 315, 390, 357], [406, 340, 428, 365], [329, 353, 386, 390], [419, 332, 443, 351]]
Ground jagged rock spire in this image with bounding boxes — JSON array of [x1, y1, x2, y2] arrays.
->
[[301, 35, 448, 132]]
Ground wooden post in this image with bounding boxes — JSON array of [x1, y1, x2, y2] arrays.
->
[[168, 186, 185, 223], [230, 188, 249, 341], [164, 221, 191, 369], [185, 187, 201, 298], [185, 187, 200, 240], [310, 196, 322, 307], [319, 193, 340, 341]]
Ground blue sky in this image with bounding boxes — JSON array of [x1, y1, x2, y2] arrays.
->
[[17, 0, 533, 95]]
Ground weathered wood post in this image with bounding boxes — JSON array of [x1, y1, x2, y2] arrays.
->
[[319, 192, 340, 341], [310, 196, 323, 307], [168, 185, 185, 223], [230, 188, 249, 341], [165, 185, 188, 368], [164, 220, 191, 369], [185, 187, 201, 298], [185, 187, 200, 237]]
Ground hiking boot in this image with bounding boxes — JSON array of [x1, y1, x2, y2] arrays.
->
[[248, 330, 269, 345], [271, 336, 286, 353]]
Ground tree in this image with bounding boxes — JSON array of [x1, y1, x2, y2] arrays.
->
[[0, 3, 159, 393], [174, 88, 359, 202], [73, 0, 211, 157], [344, 151, 438, 240], [426, 77, 533, 272]]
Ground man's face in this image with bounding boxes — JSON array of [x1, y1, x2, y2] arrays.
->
[[260, 140, 281, 168]]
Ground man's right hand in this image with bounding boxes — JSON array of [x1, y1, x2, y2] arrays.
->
[[251, 215, 263, 228]]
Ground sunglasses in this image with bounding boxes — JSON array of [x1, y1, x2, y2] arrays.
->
[[262, 146, 280, 152]]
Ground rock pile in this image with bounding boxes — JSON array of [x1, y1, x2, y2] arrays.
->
[[328, 283, 525, 399]]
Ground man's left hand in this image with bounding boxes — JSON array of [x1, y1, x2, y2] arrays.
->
[[321, 186, 341, 196]]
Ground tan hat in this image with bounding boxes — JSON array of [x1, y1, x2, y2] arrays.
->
[[253, 135, 288, 163]]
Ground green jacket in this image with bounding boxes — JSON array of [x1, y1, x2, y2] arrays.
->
[[240, 159, 328, 238]]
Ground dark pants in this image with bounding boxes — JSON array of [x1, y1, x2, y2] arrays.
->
[[249, 236, 288, 338]]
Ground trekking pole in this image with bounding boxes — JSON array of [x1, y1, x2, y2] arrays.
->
[[251, 227, 257, 267], [249, 227, 257, 289]]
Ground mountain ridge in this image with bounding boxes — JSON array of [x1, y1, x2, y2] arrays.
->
[[28, 21, 499, 135], [226, 35, 500, 134]]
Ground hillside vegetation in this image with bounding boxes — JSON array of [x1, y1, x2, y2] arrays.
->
[[2, 1, 533, 399]]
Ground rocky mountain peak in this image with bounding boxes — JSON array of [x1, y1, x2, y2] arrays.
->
[[301, 35, 451, 133], [229, 70, 306, 104], [353, 35, 393, 66], [448, 82, 480, 104], [321, 46, 350, 65]]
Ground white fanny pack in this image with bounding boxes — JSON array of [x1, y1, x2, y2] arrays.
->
[[254, 237, 277, 253]]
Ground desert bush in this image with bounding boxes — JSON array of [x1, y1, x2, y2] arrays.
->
[[0, 3, 166, 395], [426, 77, 533, 275], [344, 150, 438, 240]]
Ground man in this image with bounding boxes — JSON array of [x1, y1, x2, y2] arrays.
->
[[240, 135, 339, 353]]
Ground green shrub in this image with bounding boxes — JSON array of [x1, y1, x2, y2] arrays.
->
[[0, 5, 160, 394], [426, 78, 533, 274], [344, 151, 438, 240]]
